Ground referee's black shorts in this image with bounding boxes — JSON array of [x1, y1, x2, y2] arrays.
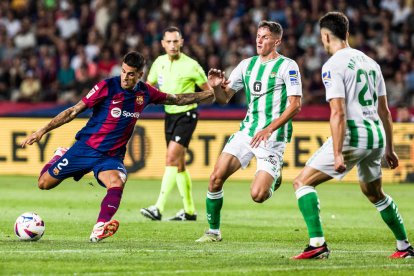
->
[[164, 109, 198, 148]]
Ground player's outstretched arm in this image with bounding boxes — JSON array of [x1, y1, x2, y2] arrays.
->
[[208, 68, 235, 104], [378, 95, 399, 169], [21, 100, 88, 147], [164, 90, 215, 106]]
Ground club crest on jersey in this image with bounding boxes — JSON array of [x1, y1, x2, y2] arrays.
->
[[322, 71, 332, 88], [53, 168, 60, 176], [136, 96, 144, 105], [289, 70, 299, 85], [270, 72, 276, 78]]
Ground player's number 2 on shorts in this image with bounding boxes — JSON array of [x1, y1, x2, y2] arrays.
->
[[57, 158, 69, 170], [357, 69, 377, 107]]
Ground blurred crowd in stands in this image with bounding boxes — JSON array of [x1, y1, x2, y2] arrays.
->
[[0, 0, 414, 109]]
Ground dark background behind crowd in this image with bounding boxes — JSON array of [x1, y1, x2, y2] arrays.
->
[[0, 0, 414, 117]]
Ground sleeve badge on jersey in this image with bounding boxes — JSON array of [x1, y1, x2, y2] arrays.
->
[[136, 95, 144, 105], [86, 84, 99, 99], [289, 70, 299, 85], [322, 71, 332, 88]]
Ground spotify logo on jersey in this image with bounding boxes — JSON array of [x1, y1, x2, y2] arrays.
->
[[111, 107, 122, 118]]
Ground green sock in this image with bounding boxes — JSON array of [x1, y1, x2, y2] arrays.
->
[[206, 190, 223, 230], [266, 171, 282, 200], [375, 195, 407, 241], [271, 169, 282, 192], [176, 170, 195, 215], [296, 186, 324, 238], [155, 166, 178, 213]]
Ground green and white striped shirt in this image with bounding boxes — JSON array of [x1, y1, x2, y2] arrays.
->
[[228, 55, 302, 142], [322, 47, 386, 149]]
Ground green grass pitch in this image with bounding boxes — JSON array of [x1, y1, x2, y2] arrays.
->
[[0, 175, 413, 275]]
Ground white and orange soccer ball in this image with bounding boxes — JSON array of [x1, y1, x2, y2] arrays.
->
[[14, 212, 45, 241]]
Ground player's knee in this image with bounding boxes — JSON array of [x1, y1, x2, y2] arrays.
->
[[250, 189, 267, 203], [113, 172, 127, 188], [38, 178, 51, 190], [360, 184, 384, 203], [292, 176, 303, 191], [165, 154, 179, 166], [362, 190, 383, 204], [364, 193, 382, 204], [209, 172, 224, 192]]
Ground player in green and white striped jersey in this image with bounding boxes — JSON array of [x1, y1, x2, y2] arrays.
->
[[292, 12, 413, 259], [229, 48, 302, 142], [196, 21, 302, 243]]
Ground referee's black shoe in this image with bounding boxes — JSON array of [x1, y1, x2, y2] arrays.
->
[[168, 209, 197, 221], [140, 205, 162, 221]]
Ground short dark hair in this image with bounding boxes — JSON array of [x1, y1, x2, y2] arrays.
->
[[122, 51, 146, 71], [258, 20, 283, 38], [163, 26, 182, 37], [319, 12, 348, 41]]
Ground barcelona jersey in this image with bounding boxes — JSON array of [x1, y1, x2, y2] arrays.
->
[[76, 76, 167, 158]]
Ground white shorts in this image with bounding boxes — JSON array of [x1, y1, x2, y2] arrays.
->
[[307, 137, 384, 183], [222, 131, 286, 180]]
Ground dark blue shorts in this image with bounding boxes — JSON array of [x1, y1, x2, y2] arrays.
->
[[48, 141, 127, 187]]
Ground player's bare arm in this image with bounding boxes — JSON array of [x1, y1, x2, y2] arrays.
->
[[377, 95, 399, 169], [208, 68, 235, 104], [199, 82, 212, 92], [198, 82, 215, 104], [250, 96, 301, 148], [21, 100, 88, 147], [329, 98, 346, 173], [164, 90, 214, 106]]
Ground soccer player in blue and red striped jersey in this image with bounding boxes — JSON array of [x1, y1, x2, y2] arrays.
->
[[21, 51, 213, 242]]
